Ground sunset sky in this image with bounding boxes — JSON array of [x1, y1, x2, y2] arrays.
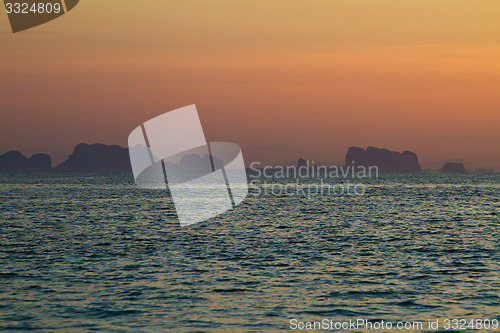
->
[[1, 0, 499, 168]]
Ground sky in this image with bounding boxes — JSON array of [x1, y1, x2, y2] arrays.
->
[[1, 0, 499, 168]]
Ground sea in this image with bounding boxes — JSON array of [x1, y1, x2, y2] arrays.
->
[[0, 173, 498, 332]]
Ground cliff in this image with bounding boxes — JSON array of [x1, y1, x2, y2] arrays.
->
[[345, 146, 421, 173]]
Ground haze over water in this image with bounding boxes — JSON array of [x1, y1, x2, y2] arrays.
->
[[0, 173, 498, 332]]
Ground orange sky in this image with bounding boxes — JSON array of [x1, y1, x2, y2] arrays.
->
[[1, 0, 499, 168]]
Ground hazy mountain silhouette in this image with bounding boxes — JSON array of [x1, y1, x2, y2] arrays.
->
[[421, 159, 475, 171], [297, 158, 307, 168], [0, 151, 51, 172], [55, 143, 132, 172], [0, 143, 492, 174], [440, 162, 467, 173], [345, 146, 421, 173]]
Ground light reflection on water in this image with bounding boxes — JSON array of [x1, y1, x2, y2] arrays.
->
[[0, 173, 498, 332]]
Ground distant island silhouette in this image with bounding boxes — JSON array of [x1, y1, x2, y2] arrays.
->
[[55, 143, 131, 172], [0, 144, 132, 173], [440, 162, 467, 173], [0, 151, 51, 172], [345, 146, 421, 173], [0, 143, 494, 173]]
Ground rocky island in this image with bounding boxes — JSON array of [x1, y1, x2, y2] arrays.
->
[[345, 146, 421, 173]]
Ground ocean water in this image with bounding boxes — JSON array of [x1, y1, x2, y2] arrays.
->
[[0, 173, 498, 332]]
